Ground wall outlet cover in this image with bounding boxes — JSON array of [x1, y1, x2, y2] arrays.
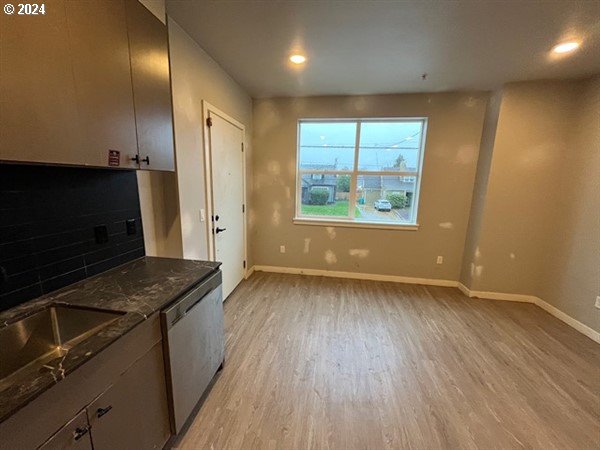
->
[[126, 219, 137, 235], [436, 256, 443, 264], [595, 296, 600, 309], [280, 245, 286, 253], [94, 225, 109, 244]]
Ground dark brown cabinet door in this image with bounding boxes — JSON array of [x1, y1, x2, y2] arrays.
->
[[125, 0, 175, 172], [65, 0, 138, 169], [1, 0, 138, 169], [0, 0, 83, 165], [86, 343, 171, 450], [38, 409, 92, 450], [0, 0, 173, 171]]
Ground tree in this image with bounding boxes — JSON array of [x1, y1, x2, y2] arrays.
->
[[310, 189, 329, 205], [337, 174, 350, 192], [386, 193, 408, 209], [393, 154, 407, 171]]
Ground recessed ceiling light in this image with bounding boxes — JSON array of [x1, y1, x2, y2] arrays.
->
[[552, 41, 580, 54], [290, 54, 306, 64]]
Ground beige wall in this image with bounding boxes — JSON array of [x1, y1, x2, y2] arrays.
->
[[168, 18, 253, 261], [460, 89, 502, 288], [472, 81, 581, 294], [137, 171, 183, 257], [537, 77, 600, 331], [251, 92, 488, 280], [461, 77, 599, 331], [137, 0, 253, 261]]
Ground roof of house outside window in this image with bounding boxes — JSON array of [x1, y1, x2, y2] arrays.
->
[[357, 175, 414, 192]]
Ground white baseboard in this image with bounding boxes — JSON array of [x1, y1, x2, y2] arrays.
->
[[249, 267, 599, 343], [252, 265, 458, 287], [534, 297, 600, 343], [457, 283, 599, 343], [244, 265, 255, 279], [457, 283, 537, 303]]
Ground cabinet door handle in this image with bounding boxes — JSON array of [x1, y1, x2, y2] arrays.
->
[[141, 156, 150, 165], [131, 154, 140, 164], [73, 427, 89, 441], [97, 405, 113, 418]]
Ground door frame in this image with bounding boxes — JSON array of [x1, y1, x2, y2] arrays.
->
[[202, 101, 249, 279]]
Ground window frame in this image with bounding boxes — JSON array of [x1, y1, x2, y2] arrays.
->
[[294, 117, 428, 230]]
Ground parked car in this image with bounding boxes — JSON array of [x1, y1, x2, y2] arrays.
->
[[373, 199, 392, 211]]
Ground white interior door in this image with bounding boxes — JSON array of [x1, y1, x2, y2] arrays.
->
[[207, 110, 245, 299]]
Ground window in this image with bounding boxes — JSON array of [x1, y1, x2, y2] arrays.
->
[[295, 118, 427, 227]]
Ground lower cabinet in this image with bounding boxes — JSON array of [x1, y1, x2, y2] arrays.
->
[[38, 410, 92, 450], [36, 343, 170, 450], [86, 343, 170, 450]]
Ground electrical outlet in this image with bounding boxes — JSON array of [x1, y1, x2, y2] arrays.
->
[[280, 245, 286, 254], [595, 296, 600, 309], [126, 219, 136, 235], [436, 256, 443, 265], [200, 209, 206, 222], [94, 225, 108, 244]]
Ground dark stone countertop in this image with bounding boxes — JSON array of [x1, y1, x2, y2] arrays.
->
[[0, 256, 221, 423]]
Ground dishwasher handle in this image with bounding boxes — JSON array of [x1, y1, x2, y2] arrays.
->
[[161, 270, 222, 329]]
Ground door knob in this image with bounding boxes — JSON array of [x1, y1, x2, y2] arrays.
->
[[215, 227, 227, 234]]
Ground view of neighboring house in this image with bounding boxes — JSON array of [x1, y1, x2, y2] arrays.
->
[[300, 164, 338, 203], [358, 167, 417, 205], [301, 162, 418, 206]]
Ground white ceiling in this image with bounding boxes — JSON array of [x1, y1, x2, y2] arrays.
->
[[167, 1, 600, 98]]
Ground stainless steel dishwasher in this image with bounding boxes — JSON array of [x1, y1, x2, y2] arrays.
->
[[161, 270, 224, 434]]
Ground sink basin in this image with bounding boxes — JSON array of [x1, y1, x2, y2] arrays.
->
[[0, 305, 124, 387]]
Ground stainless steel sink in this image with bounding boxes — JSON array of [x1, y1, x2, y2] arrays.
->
[[0, 305, 124, 387]]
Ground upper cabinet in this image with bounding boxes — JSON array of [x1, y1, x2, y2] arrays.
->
[[0, 0, 175, 172], [126, 0, 175, 172], [0, 0, 84, 166], [66, 0, 139, 169]]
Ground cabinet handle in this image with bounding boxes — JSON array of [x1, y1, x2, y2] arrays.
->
[[73, 427, 89, 441], [141, 156, 150, 165], [97, 405, 113, 418], [131, 154, 140, 164]]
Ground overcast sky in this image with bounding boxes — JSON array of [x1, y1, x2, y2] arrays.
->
[[299, 121, 423, 171]]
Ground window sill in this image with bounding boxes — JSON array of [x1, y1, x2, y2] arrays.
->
[[293, 217, 419, 231]]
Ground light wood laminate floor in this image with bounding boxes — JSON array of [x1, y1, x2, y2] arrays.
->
[[174, 272, 600, 450]]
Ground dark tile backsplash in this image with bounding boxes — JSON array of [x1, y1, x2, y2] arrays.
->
[[0, 164, 145, 311]]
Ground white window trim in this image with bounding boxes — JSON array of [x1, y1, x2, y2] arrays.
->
[[293, 217, 419, 231], [294, 117, 428, 229]]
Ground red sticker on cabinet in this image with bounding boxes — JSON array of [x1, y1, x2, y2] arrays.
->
[[108, 150, 120, 167]]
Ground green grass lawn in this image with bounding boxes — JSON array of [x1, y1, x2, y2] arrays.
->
[[301, 201, 362, 217]]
